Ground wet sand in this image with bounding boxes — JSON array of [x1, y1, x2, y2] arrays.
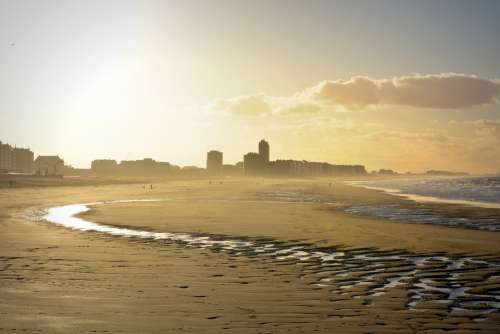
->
[[81, 180, 500, 254], [1, 178, 500, 333]]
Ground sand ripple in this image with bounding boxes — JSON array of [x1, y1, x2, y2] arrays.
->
[[38, 199, 500, 321]]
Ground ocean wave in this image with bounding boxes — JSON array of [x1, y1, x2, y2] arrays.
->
[[357, 176, 500, 205]]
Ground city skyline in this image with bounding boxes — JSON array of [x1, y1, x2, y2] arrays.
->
[[1, 1, 500, 172], [1, 137, 476, 176], [2, 3, 500, 331]]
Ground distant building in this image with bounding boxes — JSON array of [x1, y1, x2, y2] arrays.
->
[[222, 164, 243, 176], [90, 158, 177, 176], [243, 139, 271, 176], [206, 150, 223, 174], [119, 158, 174, 175], [244, 152, 265, 176], [241, 139, 367, 177], [268, 160, 366, 177], [14, 148, 34, 173], [181, 165, 205, 177], [259, 139, 270, 163], [91, 159, 118, 173], [235, 161, 244, 170], [182, 166, 204, 171], [426, 170, 468, 176], [34, 156, 64, 176], [378, 169, 397, 175], [0, 141, 14, 173], [0, 141, 34, 173]]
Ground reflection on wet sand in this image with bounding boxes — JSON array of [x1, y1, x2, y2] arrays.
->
[[41, 199, 500, 322]]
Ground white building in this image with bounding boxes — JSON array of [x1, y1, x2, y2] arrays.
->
[[34, 156, 64, 176]]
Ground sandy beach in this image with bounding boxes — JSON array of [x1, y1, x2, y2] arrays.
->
[[1, 177, 500, 333], [3, 1, 500, 332]]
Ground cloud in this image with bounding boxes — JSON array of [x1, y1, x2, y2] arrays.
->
[[311, 73, 500, 109], [274, 100, 323, 115], [367, 131, 449, 143], [465, 119, 500, 138], [210, 94, 273, 116], [208, 73, 500, 116], [208, 93, 323, 116]]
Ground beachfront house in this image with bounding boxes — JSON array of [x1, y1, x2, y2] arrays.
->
[[34, 156, 64, 176]]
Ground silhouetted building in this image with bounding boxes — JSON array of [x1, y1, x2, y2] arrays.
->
[[180, 165, 205, 177], [244, 152, 265, 176], [14, 148, 34, 173], [259, 139, 270, 163], [377, 169, 397, 175], [222, 164, 243, 176], [243, 139, 271, 176], [206, 150, 223, 174], [242, 139, 366, 177], [0, 141, 14, 173], [34, 156, 64, 176], [91, 159, 118, 173], [62, 165, 93, 177], [182, 166, 204, 171], [0, 141, 34, 173], [268, 160, 366, 177], [118, 158, 174, 175], [90, 158, 178, 176], [426, 170, 468, 176], [330, 164, 366, 176]]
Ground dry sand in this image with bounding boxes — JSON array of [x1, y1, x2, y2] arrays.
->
[[1, 177, 500, 333]]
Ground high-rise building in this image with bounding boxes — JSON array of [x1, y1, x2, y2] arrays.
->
[[243, 140, 270, 176], [206, 150, 223, 174], [258, 139, 270, 163]]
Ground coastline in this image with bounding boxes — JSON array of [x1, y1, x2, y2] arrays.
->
[[2, 177, 500, 332], [46, 200, 500, 315], [79, 194, 500, 256], [347, 178, 500, 209]]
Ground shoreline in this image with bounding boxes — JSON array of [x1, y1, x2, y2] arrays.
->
[[76, 181, 500, 255], [2, 178, 500, 332], [346, 179, 500, 209], [42, 200, 500, 317]]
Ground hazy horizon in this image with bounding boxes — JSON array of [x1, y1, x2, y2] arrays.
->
[[2, 3, 500, 330], [1, 0, 500, 173]]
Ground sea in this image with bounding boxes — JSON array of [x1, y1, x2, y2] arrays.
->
[[346, 176, 500, 231]]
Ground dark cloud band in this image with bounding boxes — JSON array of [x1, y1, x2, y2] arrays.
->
[[210, 73, 500, 115], [313, 74, 500, 109]]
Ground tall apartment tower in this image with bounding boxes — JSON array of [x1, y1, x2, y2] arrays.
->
[[258, 139, 270, 163], [206, 150, 223, 174]]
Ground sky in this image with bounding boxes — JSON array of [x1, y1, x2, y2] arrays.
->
[[1, 0, 500, 173]]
